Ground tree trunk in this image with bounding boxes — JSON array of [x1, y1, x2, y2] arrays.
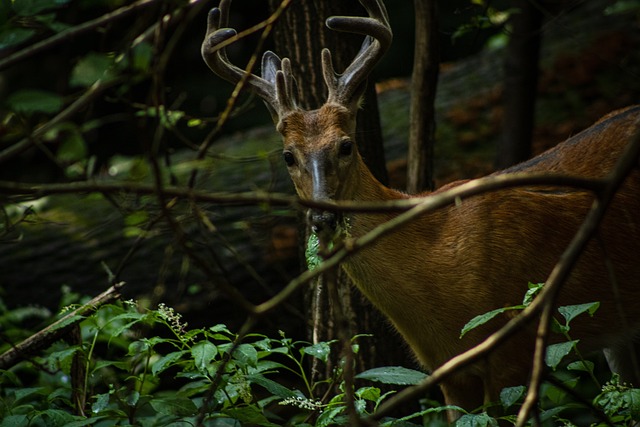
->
[[407, 0, 439, 193], [496, 0, 543, 169], [268, 0, 411, 381]]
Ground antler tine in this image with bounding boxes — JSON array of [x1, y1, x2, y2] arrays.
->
[[202, 0, 297, 120], [323, 0, 392, 105]]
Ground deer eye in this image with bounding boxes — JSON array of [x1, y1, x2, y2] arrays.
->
[[339, 139, 353, 156], [283, 150, 295, 166]]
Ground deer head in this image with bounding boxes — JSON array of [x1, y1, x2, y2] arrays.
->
[[201, 0, 392, 236]]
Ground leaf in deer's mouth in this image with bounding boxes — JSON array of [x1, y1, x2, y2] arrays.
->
[[305, 231, 336, 270]]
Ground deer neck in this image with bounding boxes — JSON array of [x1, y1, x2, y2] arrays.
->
[[339, 154, 409, 237]]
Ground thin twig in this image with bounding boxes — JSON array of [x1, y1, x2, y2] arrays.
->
[[368, 118, 640, 424], [0, 282, 125, 370], [188, 0, 293, 189], [515, 118, 640, 426], [0, 0, 160, 71], [0, 172, 605, 211], [0, 78, 124, 165]]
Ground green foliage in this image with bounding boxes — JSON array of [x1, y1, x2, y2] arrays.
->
[[6, 89, 64, 115], [0, 298, 436, 426], [458, 283, 640, 425], [306, 232, 323, 270], [0, 0, 71, 50], [356, 366, 427, 386], [2, 284, 640, 426], [460, 282, 543, 338], [594, 374, 640, 425]]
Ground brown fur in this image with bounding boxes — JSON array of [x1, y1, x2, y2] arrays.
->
[[279, 103, 640, 413]]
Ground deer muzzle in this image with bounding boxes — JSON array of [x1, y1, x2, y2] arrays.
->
[[308, 154, 338, 234]]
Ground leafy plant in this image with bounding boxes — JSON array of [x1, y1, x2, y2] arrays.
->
[[0, 297, 432, 426]]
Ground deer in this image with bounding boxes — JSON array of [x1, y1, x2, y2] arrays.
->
[[201, 0, 640, 418]]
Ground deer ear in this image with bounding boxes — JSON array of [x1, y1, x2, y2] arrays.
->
[[261, 51, 281, 85], [261, 51, 300, 123], [261, 51, 283, 123]]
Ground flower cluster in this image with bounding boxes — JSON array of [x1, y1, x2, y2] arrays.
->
[[601, 374, 630, 393], [279, 396, 323, 411], [157, 302, 188, 335]]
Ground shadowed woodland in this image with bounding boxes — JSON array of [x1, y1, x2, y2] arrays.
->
[[1, 0, 640, 425]]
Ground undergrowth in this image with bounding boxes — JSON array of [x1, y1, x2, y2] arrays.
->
[[0, 286, 639, 426]]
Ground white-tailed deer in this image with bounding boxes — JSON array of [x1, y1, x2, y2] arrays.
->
[[202, 0, 640, 416]]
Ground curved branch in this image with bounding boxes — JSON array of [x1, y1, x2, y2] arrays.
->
[[0, 172, 606, 211], [369, 119, 640, 423], [0, 0, 159, 71], [0, 78, 123, 165]]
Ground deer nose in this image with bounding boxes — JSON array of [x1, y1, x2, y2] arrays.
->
[[309, 210, 337, 234]]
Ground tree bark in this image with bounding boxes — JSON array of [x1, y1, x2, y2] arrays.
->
[[407, 0, 439, 193], [268, 0, 411, 380], [496, 0, 543, 169]]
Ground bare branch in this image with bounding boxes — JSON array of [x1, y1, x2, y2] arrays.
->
[[0, 0, 160, 71], [0, 282, 124, 370], [0, 172, 606, 211], [0, 78, 124, 165], [369, 119, 640, 422]]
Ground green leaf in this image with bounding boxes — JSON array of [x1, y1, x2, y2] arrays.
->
[[355, 366, 427, 385], [315, 405, 346, 427], [6, 89, 63, 114], [522, 282, 544, 306], [125, 390, 140, 407], [305, 233, 321, 270], [91, 392, 110, 414], [233, 343, 258, 368], [0, 415, 28, 427], [302, 341, 334, 363], [246, 374, 297, 398], [12, 387, 46, 404], [0, 28, 36, 50], [500, 385, 526, 410], [149, 396, 197, 417], [460, 306, 523, 338], [70, 52, 114, 87], [127, 340, 150, 356], [567, 360, 594, 373], [455, 412, 499, 427], [545, 341, 578, 370], [124, 210, 149, 227], [191, 340, 218, 372], [92, 359, 128, 374], [65, 417, 108, 427], [206, 325, 234, 342], [626, 388, 640, 418], [390, 405, 466, 424], [223, 404, 280, 427], [557, 302, 600, 326], [34, 409, 81, 426], [55, 126, 86, 163], [152, 350, 188, 376], [43, 346, 79, 374], [131, 41, 153, 71], [356, 386, 381, 402], [13, 0, 72, 16]]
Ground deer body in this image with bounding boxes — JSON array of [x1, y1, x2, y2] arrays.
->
[[327, 105, 640, 408], [202, 0, 640, 414]]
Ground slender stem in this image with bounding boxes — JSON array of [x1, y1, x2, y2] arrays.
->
[[0, 0, 160, 71]]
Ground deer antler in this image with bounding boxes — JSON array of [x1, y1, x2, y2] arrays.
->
[[322, 0, 392, 107], [201, 0, 298, 122]]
